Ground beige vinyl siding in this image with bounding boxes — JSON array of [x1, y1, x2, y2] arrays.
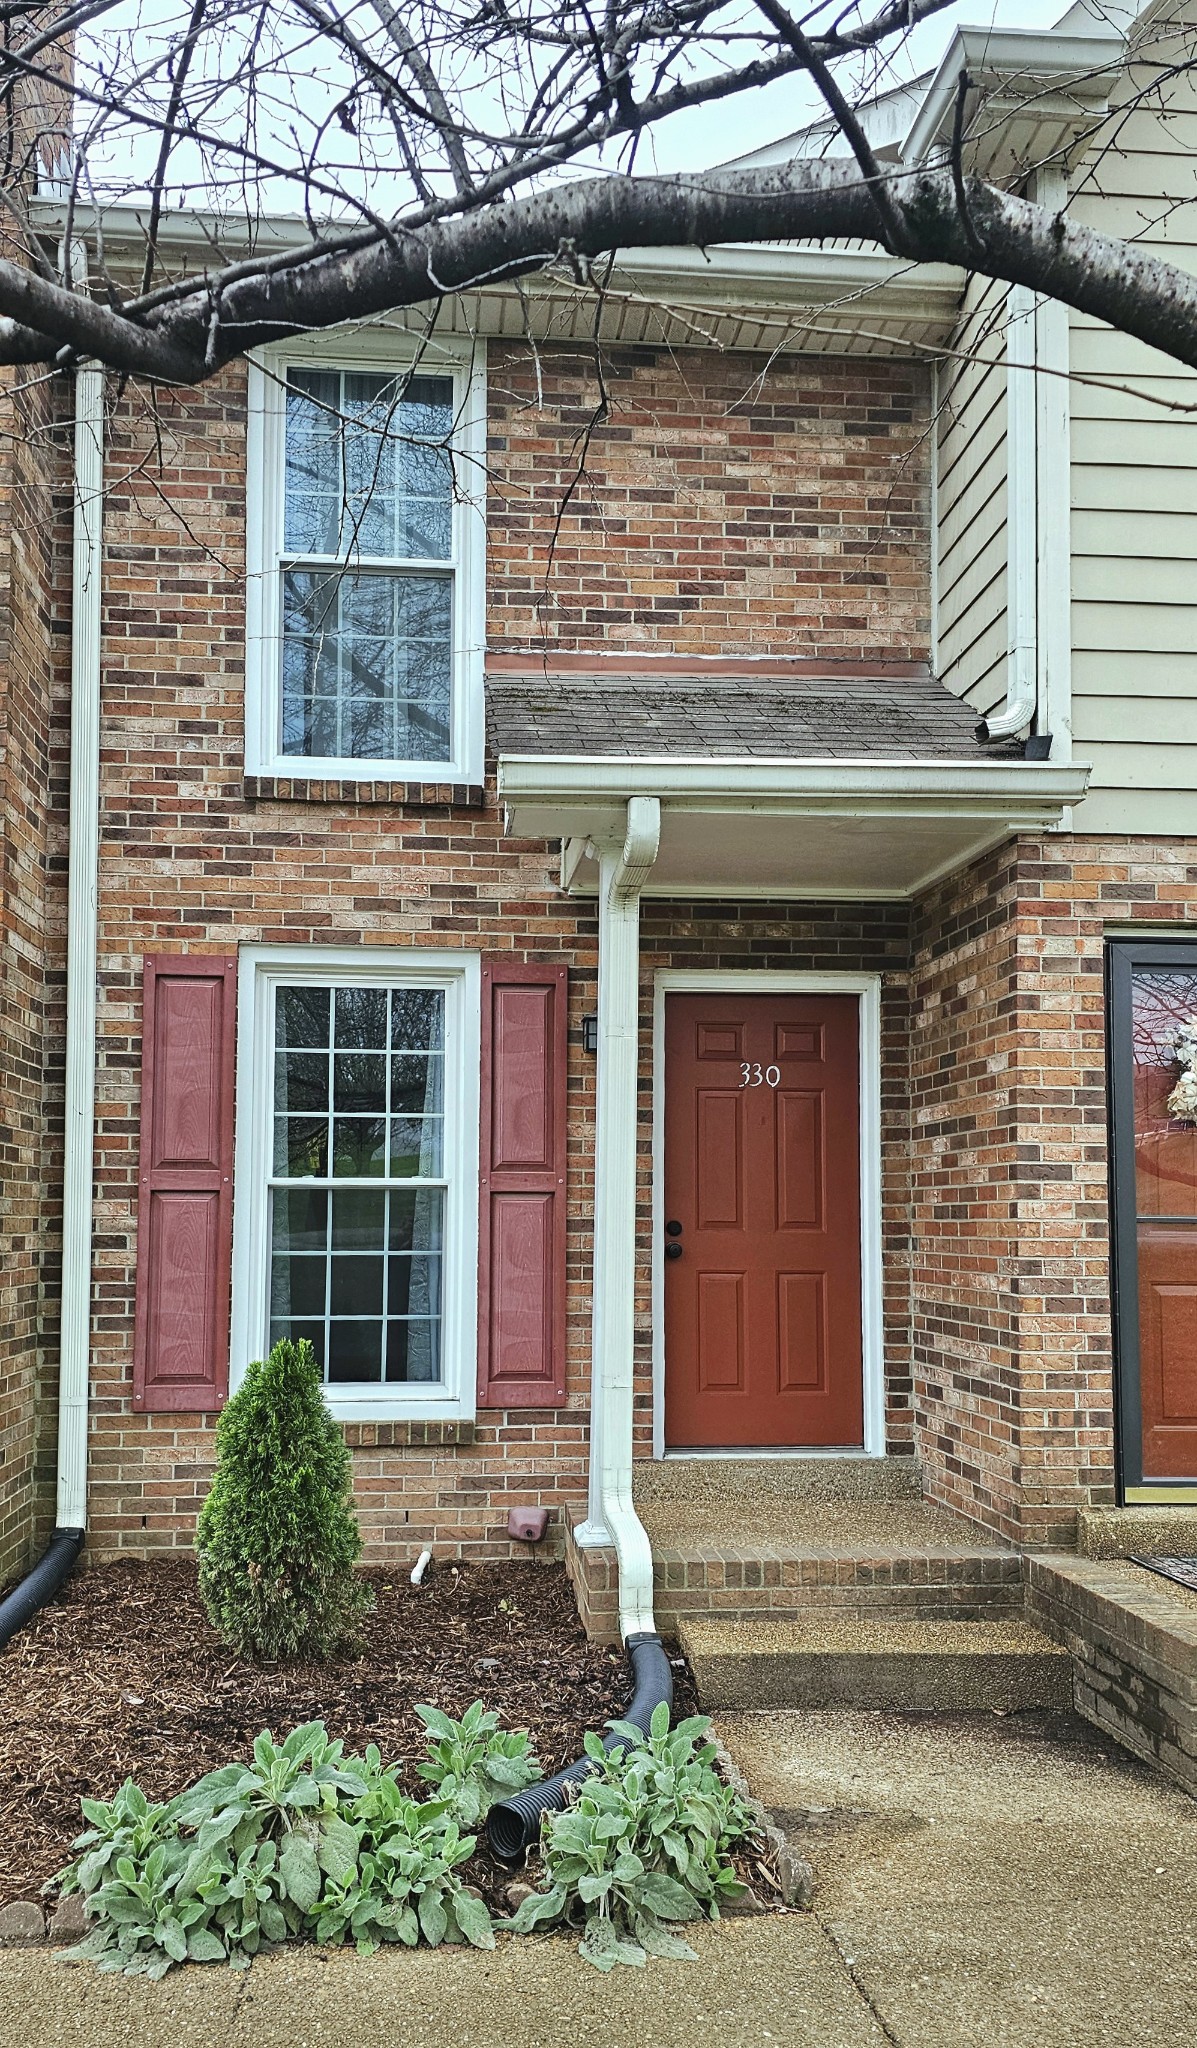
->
[[935, 274, 1009, 721], [1067, 8, 1197, 834]]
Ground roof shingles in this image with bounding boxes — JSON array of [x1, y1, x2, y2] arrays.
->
[[487, 669, 995, 764]]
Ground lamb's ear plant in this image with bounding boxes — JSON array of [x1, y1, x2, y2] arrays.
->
[[51, 1716, 501, 1976], [505, 1704, 761, 1971], [196, 1337, 373, 1661], [414, 1701, 543, 1824]]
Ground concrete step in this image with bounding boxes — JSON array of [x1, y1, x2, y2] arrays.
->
[[640, 1497, 1025, 1628], [1076, 1506, 1197, 1560], [633, 1454, 921, 1508], [680, 1614, 1073, 1713]]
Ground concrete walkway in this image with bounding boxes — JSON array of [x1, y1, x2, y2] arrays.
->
[[720, 1705, 1197, 2048], [1, 1706, 1194, 2048]]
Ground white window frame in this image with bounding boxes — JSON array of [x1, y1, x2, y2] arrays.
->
[[230, 945, 480, 1422], [245, 332, 486, 784]]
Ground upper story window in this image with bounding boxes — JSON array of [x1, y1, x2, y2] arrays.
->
[[246, 341, 485, 783]]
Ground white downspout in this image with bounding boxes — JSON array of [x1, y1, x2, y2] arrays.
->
[[56, 363, 104, 1532], [575, 794, 660, 1641], [978, 282, 1038, 743]]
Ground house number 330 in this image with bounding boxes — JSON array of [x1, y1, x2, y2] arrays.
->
[[740, 1062, 781, 1088]]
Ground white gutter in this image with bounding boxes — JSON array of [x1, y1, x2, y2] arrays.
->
[[574, 795, 661, 1642], [56, 363, 104, 1532], [980, 284, 1039, 745], [500, 754, 1090, 810]]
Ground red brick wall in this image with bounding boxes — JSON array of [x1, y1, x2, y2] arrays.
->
[[486, 344, 931, 662], [911, 835, 1197, 1549], [0, 368, 71, 1581], [69, 342, 935, 1562], [20, 340, 1192, 1570]]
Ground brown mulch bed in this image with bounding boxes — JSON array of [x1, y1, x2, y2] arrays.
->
[[0, 1556, 697, 1913]]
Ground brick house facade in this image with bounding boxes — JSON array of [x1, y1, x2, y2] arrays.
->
[[4, 22, 1197, 1655]]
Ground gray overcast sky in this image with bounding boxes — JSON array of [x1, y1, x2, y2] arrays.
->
[[640, 0, 1074, 171]]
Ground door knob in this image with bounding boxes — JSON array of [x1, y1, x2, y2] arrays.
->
[[665, 1219, 683, 1236], [664, 1242, 683, 1261]]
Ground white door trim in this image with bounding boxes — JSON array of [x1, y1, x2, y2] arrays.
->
[[650, 969, 886, 1461]]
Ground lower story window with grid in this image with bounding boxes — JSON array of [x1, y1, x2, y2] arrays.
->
[[268, 981, 445, 1384]]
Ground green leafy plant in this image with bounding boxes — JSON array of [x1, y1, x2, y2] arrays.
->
[[196, 1337, 373, 1661], [52, 1718, 499, 1975], [51, 1780, 180, 1901], [414, 1701, 543, 1825], [506, 1704, 761, 1970]]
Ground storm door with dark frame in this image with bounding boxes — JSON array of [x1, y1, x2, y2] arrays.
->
[[1108, 939, 1197, 1499]]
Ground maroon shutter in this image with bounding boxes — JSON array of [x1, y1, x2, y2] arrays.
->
[[477, 960, 568, 1408], [133, 955, 237, 1412]]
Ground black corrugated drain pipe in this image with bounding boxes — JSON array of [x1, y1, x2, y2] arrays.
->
[[487, 1630, 672, 1864], [0, 1529, 85, 1653]]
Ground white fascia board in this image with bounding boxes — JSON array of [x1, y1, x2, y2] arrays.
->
[[901, 26, 1126, 166], [28, 199, 964, 327], [604, 243, 963, 314], [499, 752, 1091, 816]]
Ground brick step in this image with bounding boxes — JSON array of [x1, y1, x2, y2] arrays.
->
[[633, 1454, 920, 1508], [641, 1497, 1024, 1629], [680, 1614, 1072, 1713]]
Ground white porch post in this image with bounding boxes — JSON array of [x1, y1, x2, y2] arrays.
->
[[575, 795, 660, 1640]]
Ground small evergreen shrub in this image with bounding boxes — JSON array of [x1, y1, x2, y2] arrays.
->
[[196, 1338, 373, 1661]]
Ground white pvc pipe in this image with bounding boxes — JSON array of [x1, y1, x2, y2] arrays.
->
[[979, 283, 1037, 743], [56, 363, 104, 1532], [410, 1548, 432, 1586], [575, 796, 661, 1640]]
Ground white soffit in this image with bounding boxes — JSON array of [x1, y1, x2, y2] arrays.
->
[[499, 755, 1091, 902], [901, 25, 1127, 180], [29, 201, 966, 359]]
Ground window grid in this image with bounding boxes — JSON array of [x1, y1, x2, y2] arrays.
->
[[277, 367, 457, 770], [268, 983, 447, 1386]]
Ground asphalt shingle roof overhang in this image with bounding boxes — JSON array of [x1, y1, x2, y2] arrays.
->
[[489, 668, 1092, 901]]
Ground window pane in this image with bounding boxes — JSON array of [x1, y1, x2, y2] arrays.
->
[[328, 1320, 384, 1383], [275, 1051, 329, 1112], [333, 1117, 387, 1177], [268, 983, 447, 1390], [391, 990, 444, 1052], [333, 1052, 386, 1113], [391, 1055, 443, 1116], [335, 985, 388, 1049], [272, 1188, 328, 1253], [386, 1320, 440, 1383], [389, 1117, 443, 1178], [280, 569, 451, 765], [389, 1188, 444, 1253], [388, 1255, 440, 1317], [331, 1188, 385, 1249], [270, 1255, 327, 1318], [277, 985, 330, 1049], [275, 1116, 329, 1178], [1132, 969, 1197, 1216], [270, 1319, 326, 1371], [330, 1254, 384, 1316]]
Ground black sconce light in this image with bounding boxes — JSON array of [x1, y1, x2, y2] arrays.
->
[[582, 1013, 599, 1054]]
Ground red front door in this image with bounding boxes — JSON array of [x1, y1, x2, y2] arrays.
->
[[663, 992, 864, 1449]]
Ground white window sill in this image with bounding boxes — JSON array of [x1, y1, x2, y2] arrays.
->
[[266, 758, 470, 782], [326, 1392, 473, 1425]]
